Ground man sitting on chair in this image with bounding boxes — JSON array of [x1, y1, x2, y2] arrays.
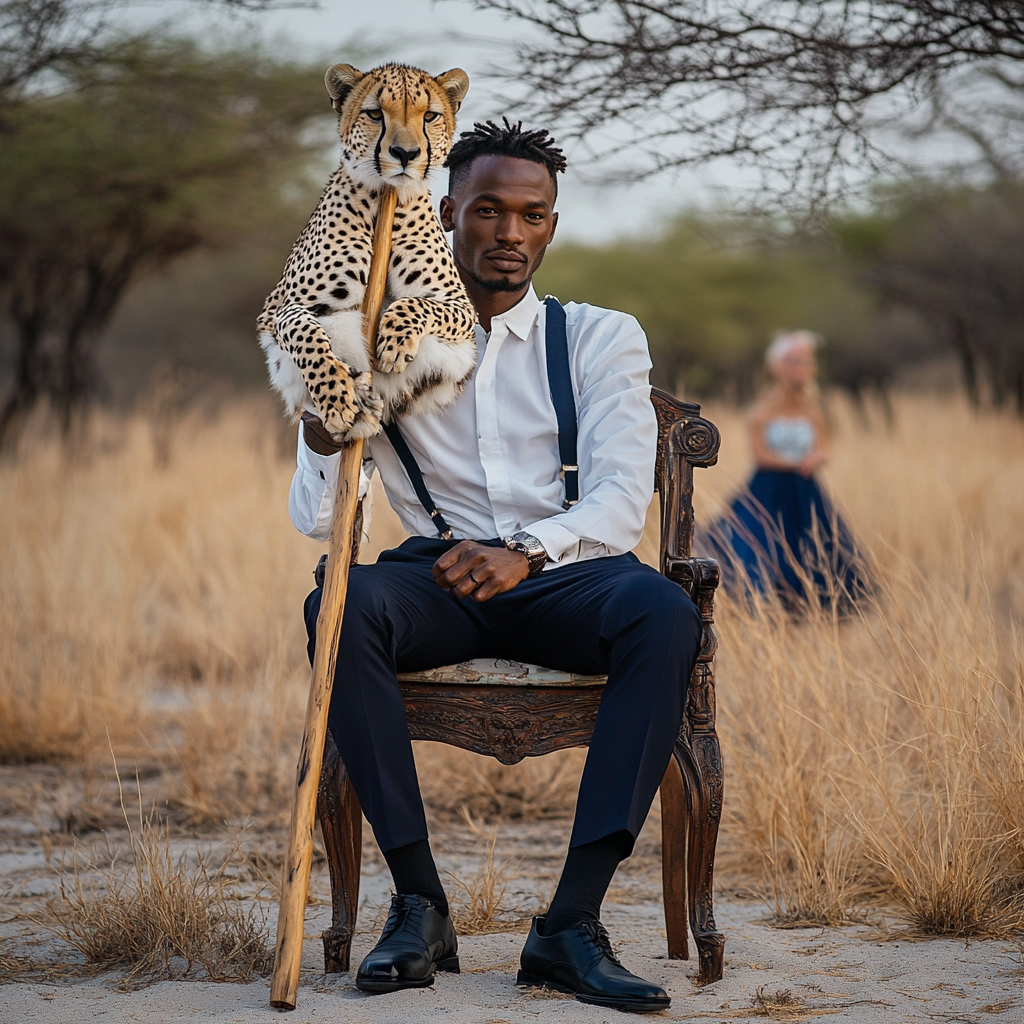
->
[[291, 120, 702, 1014]]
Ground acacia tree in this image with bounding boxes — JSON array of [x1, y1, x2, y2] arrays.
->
[[0, 0, 279, 101], [840, 184, 1024, 413], [471, 1, 1024, 207], [0, 35, 327, 441]]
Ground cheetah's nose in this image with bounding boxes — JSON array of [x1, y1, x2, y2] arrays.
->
[[389, 144, 421, 169]]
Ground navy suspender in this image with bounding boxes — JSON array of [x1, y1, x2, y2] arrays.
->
[[381, 420, 455, 540], [543, 296, 580, 508], [384, 296, 579, 538]]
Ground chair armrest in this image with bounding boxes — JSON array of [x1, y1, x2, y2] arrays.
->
[[664, 555, 721, 599], [659, 417, 721, 570]]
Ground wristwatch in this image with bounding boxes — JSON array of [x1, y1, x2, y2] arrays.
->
[[503, 531, 548, 577]]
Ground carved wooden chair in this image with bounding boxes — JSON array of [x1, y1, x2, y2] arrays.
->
[[316, 388, 726, 985]]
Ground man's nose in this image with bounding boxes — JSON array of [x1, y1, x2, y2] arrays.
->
[[389, 144, 421, 169], [494, 213, 525, 245]]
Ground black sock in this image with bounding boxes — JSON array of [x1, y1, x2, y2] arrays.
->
[[543, 830, 633, 934], [383, 838, 449, 916]]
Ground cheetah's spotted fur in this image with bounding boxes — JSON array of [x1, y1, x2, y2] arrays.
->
[[258, 63, 477, 440]]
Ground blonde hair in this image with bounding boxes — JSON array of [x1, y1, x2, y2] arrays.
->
[[765, 330, 821, 369]]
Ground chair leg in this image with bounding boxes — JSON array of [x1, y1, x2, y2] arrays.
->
[[660, 753, 689, 960], [316, 732, 362, 974], [670, 557, 726, 985], [677, 726, 725, 985]]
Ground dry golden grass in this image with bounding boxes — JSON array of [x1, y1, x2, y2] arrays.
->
[[1, 391, 1022, 941], [417, 745, 584, 823], [692, 395, 1024, 937], [49, 762, 271, 985], [446, 819, 533, 935], [750, 986, 808, 1020]]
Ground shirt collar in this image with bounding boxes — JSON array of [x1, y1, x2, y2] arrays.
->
[[488, 286, 542, 342]]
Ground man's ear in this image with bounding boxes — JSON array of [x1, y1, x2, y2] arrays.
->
[[325, 64, 364, 111], [549, 210, 558, 244], [439, 195, 456, 233], [435, 68, 469, 113]]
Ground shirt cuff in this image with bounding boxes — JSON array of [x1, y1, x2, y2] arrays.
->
[[297, 432, 341, 483], [297, 431, 373, 500], [522, 519, 582, 567]]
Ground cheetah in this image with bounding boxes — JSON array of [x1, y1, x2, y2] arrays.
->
[[258, 63, 478, 440]]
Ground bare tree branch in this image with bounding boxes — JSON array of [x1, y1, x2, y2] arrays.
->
[[470, 1, 1024, 207], [0, 0, 302, 100]]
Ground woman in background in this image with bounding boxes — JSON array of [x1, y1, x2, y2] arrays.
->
[[708, 331, 864, 608]]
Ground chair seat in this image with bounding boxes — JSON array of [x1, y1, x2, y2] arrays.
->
[[397, 658, 606, 687]]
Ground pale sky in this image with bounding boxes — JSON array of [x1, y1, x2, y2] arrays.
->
[[125, 0, 734, 243]]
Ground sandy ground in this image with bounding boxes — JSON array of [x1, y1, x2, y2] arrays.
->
[[3, 898, 1022, 1023], [2, 778, 1022, 1024]]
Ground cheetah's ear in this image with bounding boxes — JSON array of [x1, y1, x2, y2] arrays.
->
[[435, 68, 469, 113], [325, 64, 364, 111]]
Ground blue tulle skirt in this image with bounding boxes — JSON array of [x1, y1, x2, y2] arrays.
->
[[704, 469, 865, 608]]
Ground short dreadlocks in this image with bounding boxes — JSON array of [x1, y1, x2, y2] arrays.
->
[[445, 118, 567, 196]]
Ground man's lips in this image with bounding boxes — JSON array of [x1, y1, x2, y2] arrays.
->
[[485, 249, 527, 273]]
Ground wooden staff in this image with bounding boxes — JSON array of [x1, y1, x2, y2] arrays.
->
[[271, 185, 398, 1011]]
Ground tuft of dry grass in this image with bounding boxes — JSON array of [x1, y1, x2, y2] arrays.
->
[[750, 986, 808, 1020], [447, 819, 535, 935], [49, 806, 271, 986]]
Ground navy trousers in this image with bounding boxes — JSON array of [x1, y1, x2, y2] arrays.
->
[[304, 537, 702, 855]]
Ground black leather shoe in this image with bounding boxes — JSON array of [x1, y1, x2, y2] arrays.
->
[[517, 915, 670, 1012], [355, 894, 459, 993]]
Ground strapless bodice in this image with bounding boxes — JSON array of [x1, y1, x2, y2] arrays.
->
[[764, 416, 815, 463]]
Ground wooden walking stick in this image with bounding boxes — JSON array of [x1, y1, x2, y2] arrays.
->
[[270, 185, 398, 1011]]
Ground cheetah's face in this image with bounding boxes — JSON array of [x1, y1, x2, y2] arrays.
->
[[326, 63, 469, 195]]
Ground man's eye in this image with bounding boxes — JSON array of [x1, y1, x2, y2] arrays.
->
[[365, 109, 383, 121], [478, 206, 497, 215], [424, 111, 441, 123]]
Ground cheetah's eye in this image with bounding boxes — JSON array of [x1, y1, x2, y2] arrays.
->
[[424, 111, 441, 123], [365, 109, 383, 122]]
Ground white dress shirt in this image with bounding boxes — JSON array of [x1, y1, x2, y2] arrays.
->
[[288, 287, 657, 568]]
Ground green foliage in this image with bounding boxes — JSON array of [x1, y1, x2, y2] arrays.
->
[[1, 33, 325, 242], [536, 217, 882, 399], [837, 180, 1024, 411], [0, 31, 330, 436]]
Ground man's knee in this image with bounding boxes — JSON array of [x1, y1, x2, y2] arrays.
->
[[610, 571, 702, 652], [303, 568, 392, 666]]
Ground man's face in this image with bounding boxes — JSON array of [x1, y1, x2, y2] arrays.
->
[[439, 155, 558, 295]]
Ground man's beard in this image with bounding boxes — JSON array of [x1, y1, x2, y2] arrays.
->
[[455, 244, 549, 294], [462, 267, 527, 293]]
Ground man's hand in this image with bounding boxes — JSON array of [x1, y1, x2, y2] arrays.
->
[[301, 410, 343, 456], [432, 541, 529, 601]]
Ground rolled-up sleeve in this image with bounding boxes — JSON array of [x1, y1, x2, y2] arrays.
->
[[288, 426, 375, 541], [524, 310, 656, 567]]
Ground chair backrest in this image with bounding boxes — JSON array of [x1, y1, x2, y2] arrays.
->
[[650, 388, 721, 573]]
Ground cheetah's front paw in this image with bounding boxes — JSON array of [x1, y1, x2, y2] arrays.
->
[[316, 363, 382, 442], [345, 370, 384, 440], [375, 306, 425, 374]]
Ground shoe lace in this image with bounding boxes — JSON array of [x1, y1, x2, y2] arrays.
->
[[380, 893, 425, 941], [580, 918, 624, 968]]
